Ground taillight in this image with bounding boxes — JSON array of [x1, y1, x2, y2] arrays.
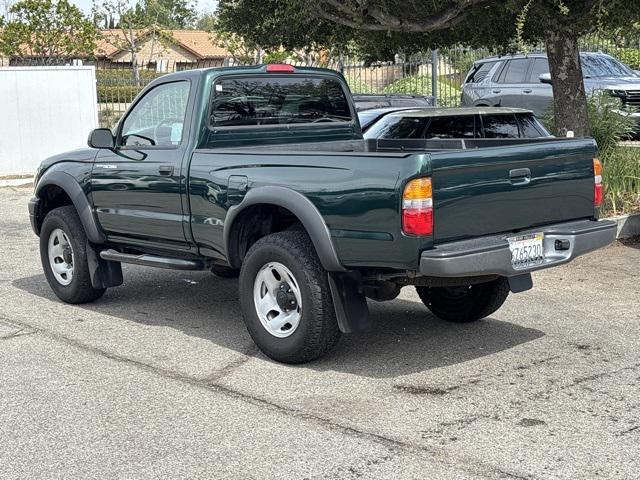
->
[[593, 157, 603, 207], [402, 177, 433, 236], [266, 64, 295, 73]]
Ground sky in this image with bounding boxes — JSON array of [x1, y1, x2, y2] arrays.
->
[[70, 0, 219, 16]]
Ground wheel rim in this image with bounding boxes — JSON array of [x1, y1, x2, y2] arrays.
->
[[253, 262, 302, 338], [48, 228, 74, 286]]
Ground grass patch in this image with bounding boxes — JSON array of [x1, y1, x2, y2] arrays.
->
[[602, 146, 640, 216]]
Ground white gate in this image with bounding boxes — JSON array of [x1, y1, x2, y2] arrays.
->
[[0, 66, 98, 175]]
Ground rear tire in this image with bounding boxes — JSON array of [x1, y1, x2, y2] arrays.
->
[[40, 206, 106, 304], [415, 278, 509, 323], [238, 231, 341, 364]]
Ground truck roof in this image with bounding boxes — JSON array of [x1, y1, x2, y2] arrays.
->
[[148, 64, 344, 84]]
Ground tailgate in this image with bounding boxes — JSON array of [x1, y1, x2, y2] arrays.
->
[[431, 139, 597, 243]]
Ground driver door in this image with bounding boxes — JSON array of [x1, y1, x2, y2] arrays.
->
[[91, 80, 192, 250]]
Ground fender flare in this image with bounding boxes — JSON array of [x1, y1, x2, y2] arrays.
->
[[36, 170, 106, 244], [223, 186, 346, 272]]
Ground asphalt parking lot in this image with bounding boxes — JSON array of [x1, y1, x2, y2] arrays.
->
[[1, 184, 638, 480]]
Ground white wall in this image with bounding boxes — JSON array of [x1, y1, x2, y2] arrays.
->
[[0, 66, 98, 175]]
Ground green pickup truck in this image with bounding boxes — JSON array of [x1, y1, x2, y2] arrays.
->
[[29, 64, 617, 363]]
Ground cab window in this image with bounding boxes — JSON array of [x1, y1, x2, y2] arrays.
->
[[210, 76, 352, 127], [120, 81, 190, 147]]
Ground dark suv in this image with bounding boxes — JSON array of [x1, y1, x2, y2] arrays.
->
[[461, 52, 640, 125]]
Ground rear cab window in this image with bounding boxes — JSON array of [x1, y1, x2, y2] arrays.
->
[[209, 75, 353, 128]]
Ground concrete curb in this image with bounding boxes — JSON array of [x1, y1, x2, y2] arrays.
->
[[605, 213, 640, 239]]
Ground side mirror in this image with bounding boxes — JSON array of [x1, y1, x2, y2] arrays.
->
[[539, 73, 552, 84], [88, 128, 115, 149]]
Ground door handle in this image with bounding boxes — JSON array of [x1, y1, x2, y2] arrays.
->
[[492, 89, 502, 94], [158, 165, 174, 176], [509, 168, 531, 185], [523, 88, 533, 94]]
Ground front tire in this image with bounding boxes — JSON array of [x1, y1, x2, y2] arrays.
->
[[415, 278, 509, 323], [238, 231, 341, 364], [40, 206, 106, 304]]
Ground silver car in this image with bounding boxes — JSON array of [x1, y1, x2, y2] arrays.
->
[[362, 107, 551, 140], [460, 52, 640, 129]]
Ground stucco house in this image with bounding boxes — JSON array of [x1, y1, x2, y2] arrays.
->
[[95, 29, 229, 70]]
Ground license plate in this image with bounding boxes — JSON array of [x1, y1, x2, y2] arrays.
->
[[508, 233, 544, 270]]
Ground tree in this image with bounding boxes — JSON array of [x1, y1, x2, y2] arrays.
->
[[216, 0, 640, 137], [0, 0, 98, 64], [141, 0, 197, 29]]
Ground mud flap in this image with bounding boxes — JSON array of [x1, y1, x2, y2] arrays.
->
[[86, 241, 123, 289], [328, 272, 370, 333], [508, 273, 533, 293]]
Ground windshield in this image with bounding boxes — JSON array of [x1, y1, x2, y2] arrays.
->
[[581, 55, 636, 78]]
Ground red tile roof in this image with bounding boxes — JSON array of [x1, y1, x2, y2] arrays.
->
[[96, 29, 228, 59]]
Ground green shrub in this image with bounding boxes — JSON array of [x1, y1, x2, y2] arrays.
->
[[97, 85, 142, 103], [383, 74, 461, 107], [587, 90, 637, 153], [611, 48, 640, 70], [343, 74, 376, 94], [541, 91, 636, 152], [601, 147, 640, 215]]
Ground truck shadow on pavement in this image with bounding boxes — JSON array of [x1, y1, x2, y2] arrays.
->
[[13, 267, 544, 378]]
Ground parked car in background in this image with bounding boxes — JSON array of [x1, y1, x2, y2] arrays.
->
[[460, 52, 640, 134], [352, 94, 434, 112], [357, 107, 426, 131], [363, 107, 551, 140]]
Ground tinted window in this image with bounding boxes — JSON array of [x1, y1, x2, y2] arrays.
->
[[518, 114, 548, 138], [211, 76, 352, 127], [498, 59, 529, 84], [363, 116, 427, 139], [528, 58, 550, 82], [482, 114, 520, 138], [120, 81, 190, 147], [581, 54, 635, 78], [425, 116, 476, 138], [466, 62, 494, 83]]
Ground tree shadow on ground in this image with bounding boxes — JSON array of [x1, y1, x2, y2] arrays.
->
[[13, 267, 544, 378]]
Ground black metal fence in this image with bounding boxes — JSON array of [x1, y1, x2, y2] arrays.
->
[[4, 33, 640, 128]]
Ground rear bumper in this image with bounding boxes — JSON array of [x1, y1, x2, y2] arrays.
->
[[28, 196, 40, 236], [420, 219, 617, 277]]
